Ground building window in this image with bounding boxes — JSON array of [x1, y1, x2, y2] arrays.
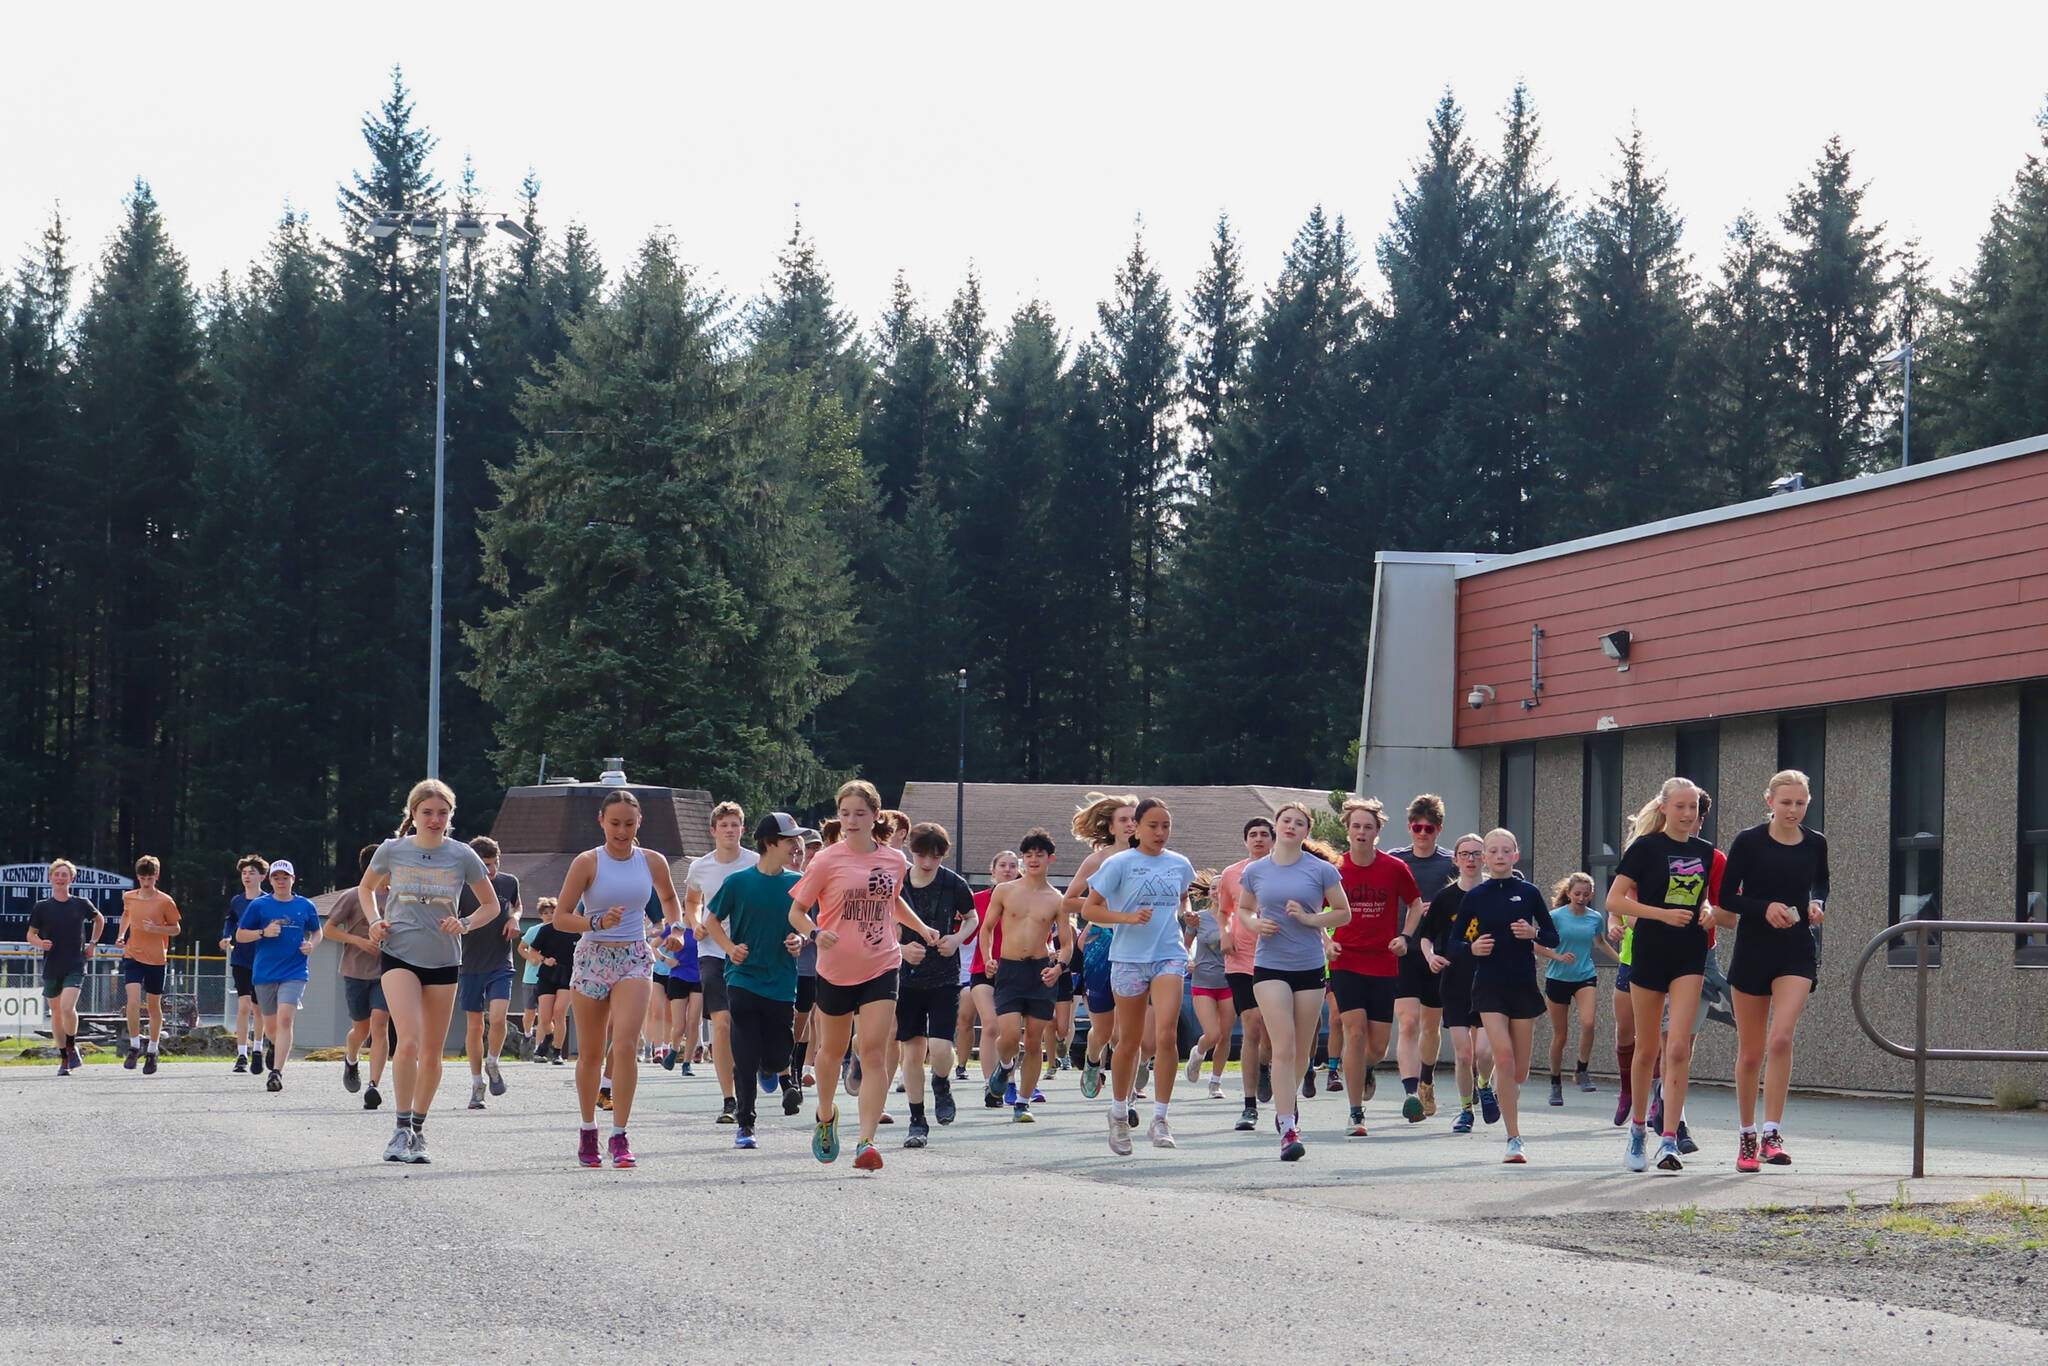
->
[[1777, 711, 1827, 834], [1676, 723, 1721, 848], [2020, 683, 2048, 966], [1583, 734, 1624, 902], [1889, 696, 1946, 966], [1499, 744, 1534, 877]]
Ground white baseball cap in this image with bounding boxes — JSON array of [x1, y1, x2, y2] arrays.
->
[[269, 860, 296, 878]]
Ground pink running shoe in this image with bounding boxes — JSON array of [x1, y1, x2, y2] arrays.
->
[[609, 1132, 637, 1168], [577, 1127, 602, 1168]]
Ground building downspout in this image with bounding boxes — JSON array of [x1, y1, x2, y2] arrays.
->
[[1355, 557, 1387, 797]]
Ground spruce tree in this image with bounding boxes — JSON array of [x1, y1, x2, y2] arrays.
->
[[1699, 212, 1794, 502], [750, 216, 870, 414], [1183, 213, 1251, 475]]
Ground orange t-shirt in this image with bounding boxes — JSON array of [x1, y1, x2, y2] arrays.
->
[[788, 841, 909, 987], [1217, 858, 1255, 975], [119, 891, 181, 966]]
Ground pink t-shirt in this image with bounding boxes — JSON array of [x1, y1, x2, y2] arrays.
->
[[1218, 858, 1255, 975], [789, 841, 909, 987]]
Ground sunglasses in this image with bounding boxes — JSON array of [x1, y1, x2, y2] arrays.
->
[[1409, 822, 1440, 834]]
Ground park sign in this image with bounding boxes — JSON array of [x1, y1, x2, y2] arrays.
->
[[0, 863, 133, 941], [0, 988, 45, 1036]]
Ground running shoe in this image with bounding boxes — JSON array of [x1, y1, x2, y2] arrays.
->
[[1184, 1047, 1206, 1083], [878, 1112, 895, 1125], [56, 1061, 70, 1077], [735, 1128, 758, 1150], [597, 1086, 613, 1112], [486, 1057, 506, 1096], [551, 1050, 565, 1066], [1504, 1135, 1527, 1164], [1477, 1084, 1500, 1125], [986, 1057, 1014, 1103], [1403, 1093, 1425, 1123], [659, 1046, 677, 1070], [403, 1131, 430, 1165], [1080, 1055, 1102, 1099], [608, 1132, 636, 1168], [1301, 1068, 1317, 1099], [1327, 1065, 1342, 1095], [264, 1041, 276, 1074], [383, 1127, 413, 1162], [469, 1078, 487, 1110], [716, 1097, 737, 1125], [1760, 1130, 1791, 1166], [253, 1050, 269, 1085], [953, 1065, 968, 1081], [847, 1056, 863, 1095], [364, 1082, 382, 1111], [1548, 1078, 1564, 1107], [1280, 1124, 1305, 1163], [783, 1086, 804, 1117], [124, 1043, 140, 1070], [1208, 1079, 1224, 1100], [680, 1062, 694, 1076], [1647, 1086, 1664, 1136], [1736, 1130, 1761, 1173], [1577, 1065, 1597, 1093], [266, 1069, 283, 1093], [1147, 1116, 1176, 1148], [1451, 1108, 1474, 1134], [1107, 1112, 1133, 1156], [1257, 1064, 1273, 1105], [904, 1117, 930, 1148], [1235, 1102, 1259, 1132], [1013, 1104, 1036, 1124], [812, 1112, 841, 1163], [532, 1044, 550, 1064], [142, 1050, 157, 1076], [1625, 1125, 1649, 1172], [1030, 1088, 1046, 1104], [1613, 1091, 1632, 1127], [1003, 1081, 1020, 1107], [762, 1070, 781, 1094], [852, 1142, 883, 1172], [1346, 1106, 1368, 1138], [232, 1054, 248, 1074], [933, 1079, 956, 1126], [1419, 1080, 1435, 1115], [1676, 1121, 1698, 1155], [578, 1127, 603, 1168], [1362, 1068, 1375, 1101], [343, 1059, 361, 1093], [1654, 1135, 1683, 1172]]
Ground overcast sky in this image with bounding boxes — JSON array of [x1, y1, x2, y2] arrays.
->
[[11, 3, 2047, 345]]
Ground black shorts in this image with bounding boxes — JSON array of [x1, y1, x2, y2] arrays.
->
[[1627, 927, 1709, 995], [1396, 951, 1442, 1009], [662, 974, 699, 1002], [1471, 979, 1546, 1021], [120, 958, 167, 996], [700, 957, 731, 1015], [815, 969, 897, 1018], [1544, 976, 1596, 1007], [969, 970, 991, 990], [381, 953, 459, 988], [1054, 965, 1075, 1003], [794, 973, 816, 1015], [1225, 971, 1259, 1014], [895, 980, 960, 1041], [1330, 969, 1396, 1023], [232, 962, 256, 999], [1727, 927, 1819, 997], [535, 967, 570, 997], [1252, 965, 1327, 994], [992, 957, 1057, 1022], [1438, 969, 1480, 1029]]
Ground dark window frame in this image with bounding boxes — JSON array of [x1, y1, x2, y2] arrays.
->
[[1500, 743, 1535, 879], [1583, 734, 1624, 904], [1777, 710, 1828, 835], [1676, 722, 1721, 849], [1888, 695, 1946, 967], [2019, 683, 2048, 966]]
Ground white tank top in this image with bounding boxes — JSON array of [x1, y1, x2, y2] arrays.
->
[[584, 845, 655, 944]]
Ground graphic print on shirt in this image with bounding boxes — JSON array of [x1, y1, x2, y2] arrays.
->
[[848, 866, 900, 949], [1665, 857, 1706, 908], [389, 862, 465, 911]]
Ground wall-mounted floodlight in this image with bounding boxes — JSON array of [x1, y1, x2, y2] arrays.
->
[[1599, 630, 1632, 670]]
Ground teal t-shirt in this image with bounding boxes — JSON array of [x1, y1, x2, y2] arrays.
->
[[708, 866, 801, 1004], [1548, 904, 1603, 984], [519, 923, 542, 985]]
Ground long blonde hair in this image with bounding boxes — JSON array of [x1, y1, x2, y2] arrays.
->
[[1072, 792, 1140, 848], [1629, 777, 1701, 844], [396, 779, 457, 838]]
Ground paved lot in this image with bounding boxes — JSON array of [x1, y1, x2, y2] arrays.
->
[[3, 1055, 2044, 1363]]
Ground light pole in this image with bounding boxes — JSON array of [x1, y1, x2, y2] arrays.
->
[[363, 207, 534, 778], [1879, 339, 1915, 469], [954, 669, 968, 875]]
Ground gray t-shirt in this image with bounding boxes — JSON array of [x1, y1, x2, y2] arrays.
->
[[458, 871, 521, 976], [1241, 853, 1343, 973], [368, 837, 491, 972], [1191, 909, 1229, 990]]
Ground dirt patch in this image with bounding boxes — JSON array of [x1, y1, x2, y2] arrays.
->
[[1472, 1192, 2048, 1330]]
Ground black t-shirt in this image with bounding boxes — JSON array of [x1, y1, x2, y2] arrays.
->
[[28, 898, 99, 979], [531, 924, 581, 976], [1389, 848, 1459, 904], [1420, 882, 1475, 991], [457, 871, 523, 975], [1719, 824, 1830, 925], [1615, 831, 1716, 953], [900, 866, 976, 990]]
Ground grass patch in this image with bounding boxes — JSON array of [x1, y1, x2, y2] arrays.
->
[[1878, 1212, 1967, 1239], [1992, 1080, 2041, 1111]]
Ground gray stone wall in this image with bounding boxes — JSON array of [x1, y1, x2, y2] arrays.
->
[[1477, 745, 1500, 842], [1533, 739, 1581, 894], [1622, 725, 1676, 820]]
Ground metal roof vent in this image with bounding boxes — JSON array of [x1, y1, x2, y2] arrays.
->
[[597, 758, 629, 787]]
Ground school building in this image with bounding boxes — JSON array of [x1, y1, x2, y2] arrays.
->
[[1356, 432, 2048, 1100]]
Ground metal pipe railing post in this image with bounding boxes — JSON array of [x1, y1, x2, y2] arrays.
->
[[1912, 922, 1929, 1178]]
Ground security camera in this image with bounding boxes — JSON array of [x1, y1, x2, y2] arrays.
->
[[1467, 684, 1496, 710]]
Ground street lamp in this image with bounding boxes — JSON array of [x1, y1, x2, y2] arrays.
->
[[359, 203, 535, 778], [955, 669, 968, 875], [1878, 339, 1915, 469]]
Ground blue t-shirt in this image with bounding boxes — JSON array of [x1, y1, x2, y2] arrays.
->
[[519, 923, 543, 985], [1241, 852, 1344, 973], [1547, 905, 1603, 984], [227, 893, 259, 967], [1090, 848, 1197, 964], [240, 893, 323, 985]]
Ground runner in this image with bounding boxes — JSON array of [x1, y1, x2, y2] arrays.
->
[[700, 812, 808, 1150], [1219, 818, 1275, 1131], [895, 823, 977, 1146], [685, 802, 758, 1126], [1451, 830, 1556, 1163], [787, 779, 939, 1173], [1329, 798, 1422, 1137], [360, 779, 502, 1166], [1610, 777, 1716, 1174], [457, 836, 522, 1109], [1065, 793, 1139, 1099], [1542, 872, 1604, 1106], [115, 855, 181, 1074], [655, 914, 702, 1077], [219, 855, 267, 1073], [525, 898, 577, 1064], [235, 860, 324, 1093], [963, 849, 1021, 1088], [550, 789, 680, 1169], [26, 860, 104, 1076], [983, 828, 1072, 1124], [1388, 794, 1457, 1118], [1184, 872, 1235, 1099], [516, 905, 544, 1051], [323, 844, 392, 1108], [1081, 798, 1199, 1154], [792, 826, 825, 1092], [1417, 834, 1494, 1133], [1721, 769, 1829, 1172]]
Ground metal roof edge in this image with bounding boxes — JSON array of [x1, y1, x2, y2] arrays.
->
[[1375, 552, 1498, 566]]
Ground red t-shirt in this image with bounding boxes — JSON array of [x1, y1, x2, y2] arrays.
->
[[971, 888, 999, 973], [1330, 851, 1419, 978]]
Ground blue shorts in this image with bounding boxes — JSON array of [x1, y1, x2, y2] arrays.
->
[[1110, 957, 1187, 999], [1082, 930, 1115, 1013], [121, 958, 167, 996], [458, 966, 516, 1013], [343, 975, 388, 1021]]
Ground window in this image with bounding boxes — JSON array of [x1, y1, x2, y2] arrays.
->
[[1676, 723, 1721, 848], [1499, 743, 1535, 877], [1777, 711, 1827, 834], [2020, 684, 2048, 966], [1583, 734, 1624, 903], [1888, 696, 1945, 966]]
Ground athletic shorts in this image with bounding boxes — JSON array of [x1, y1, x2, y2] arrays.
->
[[1226, 971, 1259, 1014], [815, 969, 897, 1017], [1192, 986, 1232, 1000], [1613, 963, 1631, 993], [969, 970, 991, 990], [1082, 929, 1115, 1013], [1727, 932, 1818, 997], [1055, 963, 1076, 1003], [535, 967, 571, 997], [232, 962, 256, 999], [1330, 969, 1396, 1023], [1627, 929, 1708, 995], [457, 966, 515, 1013], [896, 981, 960, 1041], [1438, 970, 1480, 1029], [1111, 956, 1186, 998], [570, 938, 653, 1001], [1396, 951, 1443, 1009], [254, 979, 308, 1013], [993, 957, 1057, 1022], [342, 974, 388, 1021], [1252, 965, 1328, 995], [41, 971, 83, 999], [1471, 979, 1545, 1021], [662, 973, 699, 1002], [1544, 976, 1596, 1007], [120, 958, 167, 996], [700, 957, 731, 1015], [382, 952, 459, 988], [794, 973, 816, 1015]]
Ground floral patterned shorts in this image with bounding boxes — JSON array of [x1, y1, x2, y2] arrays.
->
[[572, 938, 653, 1000]]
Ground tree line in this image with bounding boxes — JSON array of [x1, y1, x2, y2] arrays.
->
[[7, 72, 2047, 906]]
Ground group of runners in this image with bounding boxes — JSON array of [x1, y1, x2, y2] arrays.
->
[[23, 767, 1827, 1177]]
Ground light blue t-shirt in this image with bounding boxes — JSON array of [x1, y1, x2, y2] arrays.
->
[[1547, 904, 1603, 984], [1090, 848, 1196, 964], [1241, 853, 1344, 973], [519, 923, 543, 985]]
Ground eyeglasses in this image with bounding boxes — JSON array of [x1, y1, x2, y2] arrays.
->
[[1454, 849, 1482, 859], [1409, 822, 1439, 834]]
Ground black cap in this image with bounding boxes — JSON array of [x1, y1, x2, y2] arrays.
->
[[755, 811, 804, 845]]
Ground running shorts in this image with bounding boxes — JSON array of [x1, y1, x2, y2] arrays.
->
[[1626, 924, 1708, 995], [815, 969, 897, 1017], [232, 962, 256, 999], [1544, 976, 1595, 1007], [895, 980, 960, 1041], [1330, 968, 1396, 1022], [1226, 971, 1258, 1014], [342, 974, 388, 1021], [457, 966, 515, 1013], [662, 973, 699, 1002], [120, 958, 167, 996], [570, 938, 652, 1001], [1082, 928, 1114, 1013], [1110, 956, 1186, 998], [794, 973, 816, 1015], [1395, 949, 1442, 1009], [1470, 979, 1545, 1021], [42, 970, 83, 999], [381, 953, 459, 988], [992, 957, 1057, 1021], [1252, 965, 1328, 994], [254, 979, 308, 1012], [1727, 926, 1818, 997]]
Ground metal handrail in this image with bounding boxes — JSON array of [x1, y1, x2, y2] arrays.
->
[[1848, 918, 2048, 1177]]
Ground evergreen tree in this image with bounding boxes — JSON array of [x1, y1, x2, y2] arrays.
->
[[1699, 212, 1794, 502], [750, 215, 870, 414], [856, 273, 961, 516], [1183, 213, 1251, 474]]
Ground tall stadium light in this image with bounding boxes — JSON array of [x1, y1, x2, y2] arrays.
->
[[1879, 340, 1915, 469]]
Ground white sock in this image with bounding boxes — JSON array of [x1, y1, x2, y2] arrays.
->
[[131, 1035, 142, 1048], [146, 1040, 158, 1054], [1153, 1101, 1169, 1124], [601, 1075, 611, 1089], [1110, 1099, 1128, 1122], [1761, 1120, 1780, 1135], [610, 1125, 626, 1141], [237, 1045, 248, 1056], [1740, 1124, 1758, 1135], [580, 1121, 597, 1132]]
